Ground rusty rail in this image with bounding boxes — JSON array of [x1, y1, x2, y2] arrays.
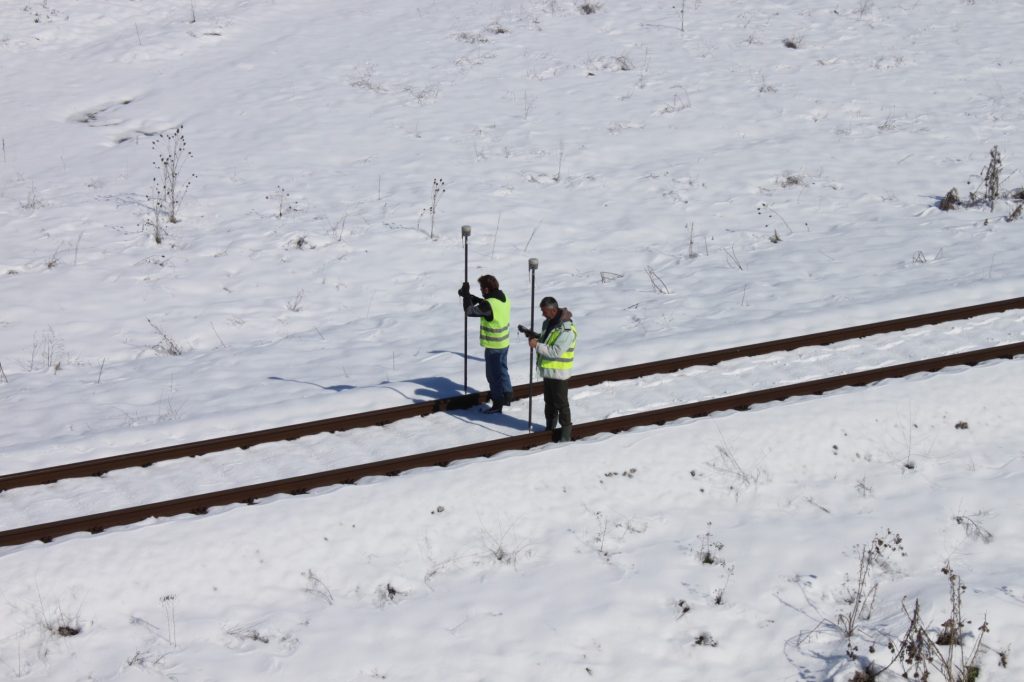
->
[[2, 295, 1022, 493], [2, 340, 1021, 547]]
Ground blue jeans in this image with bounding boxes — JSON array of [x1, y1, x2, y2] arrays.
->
[[484, 347, 513, 405]]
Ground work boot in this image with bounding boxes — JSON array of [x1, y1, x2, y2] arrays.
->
[[558, 424, 572, 443], [484, 402, 503, 414]]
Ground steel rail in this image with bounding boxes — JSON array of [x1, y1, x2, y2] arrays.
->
[[2, 296, 1022, 493], [2, 340, 1021, 548]]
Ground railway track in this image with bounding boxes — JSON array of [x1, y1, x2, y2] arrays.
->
[[0, 296, 1019, 548], [3, 295, 1023, 494]]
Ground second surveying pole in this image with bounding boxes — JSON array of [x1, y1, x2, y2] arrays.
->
[[528, 257, 538, 431], [462, 224, 471, 394]]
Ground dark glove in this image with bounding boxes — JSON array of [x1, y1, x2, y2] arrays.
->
[[458, 282, 470, 297], [517, 324, 539, 340]]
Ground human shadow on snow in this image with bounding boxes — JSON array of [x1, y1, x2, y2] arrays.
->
[[268, 374, 535, 430], [383, 378, 534, 429]]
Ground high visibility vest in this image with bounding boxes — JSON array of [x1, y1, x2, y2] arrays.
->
[[538, 322, 577, 370], [480, 296, 511, 349]]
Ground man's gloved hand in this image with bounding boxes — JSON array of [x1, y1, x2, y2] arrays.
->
[[458, 282, 470, 297], [517, 324, 539, 340]]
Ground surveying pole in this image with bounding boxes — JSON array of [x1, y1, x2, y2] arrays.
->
[[527, 257, 538, 431], [462, 225, 472, 394]]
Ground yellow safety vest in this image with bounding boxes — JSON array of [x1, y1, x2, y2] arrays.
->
[[480, 296, 511, 349], [538, 322, 577, 370]]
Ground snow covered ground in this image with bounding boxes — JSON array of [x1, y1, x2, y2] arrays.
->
[[1, 0, 1022, 679]]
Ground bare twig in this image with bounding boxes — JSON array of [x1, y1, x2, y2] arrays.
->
[[723, 246, 744, 270], [521, 90, 535, 120], [428, 177, 445, 239], [286, 289, 305, 312], [837, 530, 905, 638], [147, 318, 184, 356], [757, 201, 793, 234], [523, 222, 540, 252], [303, 569, 335, 605], [160, 595, 177, 647], [210, 322, 226, 348], [974, 146, 1002, 212], [491, 212, 502, 258], [144, 126, 195, 241], [644, 265, 670, 294], [953, 512, 994, 543]]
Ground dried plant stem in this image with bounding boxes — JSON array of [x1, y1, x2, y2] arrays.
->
[[645, 265, 670, 294], [724, 245, 744, 270], [523, 222, 540, 252], [491, 212, 502, 258]]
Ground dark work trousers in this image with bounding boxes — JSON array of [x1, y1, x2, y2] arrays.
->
[[542, 378, 571, 438], [484, 347, 513, 405]]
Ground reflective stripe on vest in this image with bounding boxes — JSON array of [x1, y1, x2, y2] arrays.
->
[[538, 322, 577, 370], [480, 296, 511, 349]]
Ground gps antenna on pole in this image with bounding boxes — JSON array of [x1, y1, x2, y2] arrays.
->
[[462, 225, 472, 395], [527, 257, 538, 431]]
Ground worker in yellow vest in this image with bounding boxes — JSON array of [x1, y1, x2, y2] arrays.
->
[[528, 296, 577, 442], [458, 274, 513, 413]]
